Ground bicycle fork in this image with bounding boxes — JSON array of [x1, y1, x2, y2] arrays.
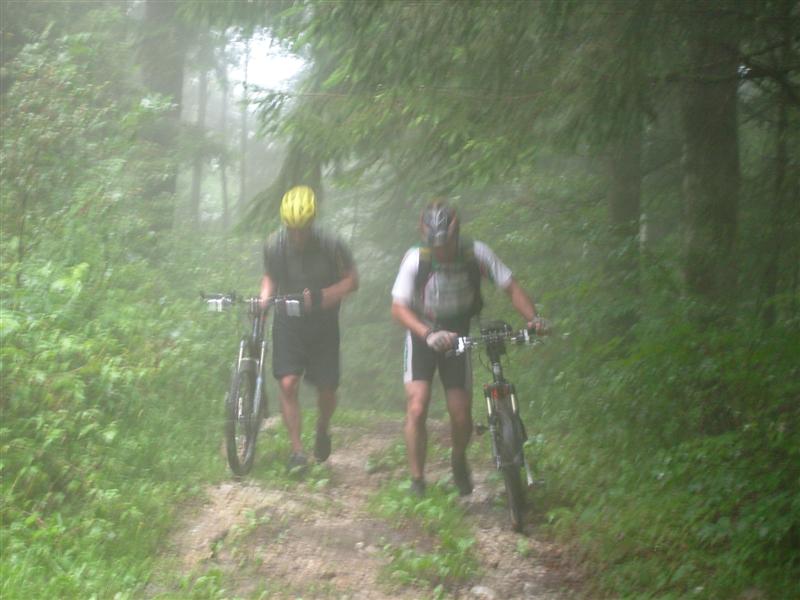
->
[[235, 339, 265, 425], [252, 339, 267, 420], [484, 383, 535, 487]]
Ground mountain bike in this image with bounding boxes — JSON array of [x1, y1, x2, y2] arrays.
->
[[452, 320, 543, 532], [202, 292, 304, 476]]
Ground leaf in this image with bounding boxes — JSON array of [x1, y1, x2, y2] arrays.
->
[[0, 311, 21, 338], [102, 427, 118, 444]]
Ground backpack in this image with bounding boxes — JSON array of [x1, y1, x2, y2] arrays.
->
[[414, 238, 484, 319]]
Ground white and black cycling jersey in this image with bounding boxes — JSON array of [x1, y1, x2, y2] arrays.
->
[[391, 241, 512, 323]]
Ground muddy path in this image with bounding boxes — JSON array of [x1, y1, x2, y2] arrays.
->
[[156, 415, 582, 599]]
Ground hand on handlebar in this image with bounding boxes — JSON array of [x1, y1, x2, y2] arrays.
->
[[527, 316, 550, 336], [259, 294, 306, 316], [426, 330, 457, 352], [302, 288, 323, 312]]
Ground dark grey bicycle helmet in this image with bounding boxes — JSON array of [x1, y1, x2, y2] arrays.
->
[[420, 200, 459, 247]]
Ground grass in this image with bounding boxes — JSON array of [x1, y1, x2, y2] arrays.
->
[[537, 426, 800, 600], [367, 437, 481, 594]]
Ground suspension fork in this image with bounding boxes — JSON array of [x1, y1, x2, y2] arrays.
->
[[249, 310, 268, 420], [507, 383, 535, 486], [252, 337, 268, 419], [484, 384, 501, 469], [485, 380, 514, 470], [485, 380, 535, 486], [236, 339, 247, 371], [485, 356, 506, 469]]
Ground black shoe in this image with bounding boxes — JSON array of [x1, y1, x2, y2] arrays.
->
[[410, 478, 426, 498], [287, 452, 308, 473], [452, 457, 473, 496], [314, 430, 332, 462]]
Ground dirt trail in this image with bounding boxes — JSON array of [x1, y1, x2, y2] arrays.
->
[[159, 416, 580, 599]]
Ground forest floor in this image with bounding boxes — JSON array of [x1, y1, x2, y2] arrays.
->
[[155, 415, 584, 599]]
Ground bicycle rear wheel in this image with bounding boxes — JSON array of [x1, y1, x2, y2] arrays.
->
[[496, 403, 526, 532], [225, 361, 258, 476]]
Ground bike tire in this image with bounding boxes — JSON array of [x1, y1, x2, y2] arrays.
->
[[496, 404, 526, 532], [225, 361, 258, 476]]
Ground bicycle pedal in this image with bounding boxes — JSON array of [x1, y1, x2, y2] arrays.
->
[[475, 424, 488, 436]]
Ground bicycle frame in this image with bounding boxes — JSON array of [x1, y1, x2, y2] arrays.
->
[[221, 293, 304, 424], [203, 291, 312, 475], [460, 324, 535, 488], [237, 298, 268, 421]]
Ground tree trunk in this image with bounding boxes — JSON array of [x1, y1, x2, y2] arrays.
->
[[681, 24, 740, 322], [139, 0, 187, 231], [220, 75, 230, 229], [791, 234, 800, 320], [760, 0, 793, 328], [605, 116, 643, 335], [243, 140, 323, 228], [189, 67, 209, 228], [238, 38, 250, 220]]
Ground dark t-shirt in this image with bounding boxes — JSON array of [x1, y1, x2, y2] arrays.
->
[[263, 227, 354, 325]]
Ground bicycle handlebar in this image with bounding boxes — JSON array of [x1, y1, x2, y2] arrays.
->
[[201, 292, 239, 312], [451, 320, 545, 356], [200, 291, 305, 314]]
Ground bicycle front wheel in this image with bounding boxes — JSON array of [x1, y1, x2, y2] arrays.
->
[[496, 404, 526, 532], [225, 361, 258, 476]]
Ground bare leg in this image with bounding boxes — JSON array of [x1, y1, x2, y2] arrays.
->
[[311, 386, 337, 461], [279, 374, 303, 454], [445, 387, 473, 463], [316, 386, 337, 435], [404, 380, 432, 480]]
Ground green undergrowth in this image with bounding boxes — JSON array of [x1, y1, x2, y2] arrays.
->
[[465, 194, 800, 599], [525, 317, 800, 600], [0, 233, 262, 598], [1, 274, 224, 597], [365, 438, 407, 475], [366, 442, 479, 597], [545, 431, 799, 600]]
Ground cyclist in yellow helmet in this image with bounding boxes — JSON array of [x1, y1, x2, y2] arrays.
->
[[260, 185, 359, 471], [280, 184, 317, 228]]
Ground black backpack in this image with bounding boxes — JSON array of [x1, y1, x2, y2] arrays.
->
[[414, 239, 484, 319]]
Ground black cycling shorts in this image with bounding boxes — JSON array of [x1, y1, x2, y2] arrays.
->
[[272, 315, 340, 389], [402, 329, 472, 391]]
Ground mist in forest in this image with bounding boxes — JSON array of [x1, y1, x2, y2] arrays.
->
[[1, 1, 798, 598]]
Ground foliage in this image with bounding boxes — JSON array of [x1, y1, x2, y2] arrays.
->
[[2, 1, 799, 599], [363, 435, 480, 594], [365, 440, 407, 475], [512, 236, 800, 597], [0, 8, 242, 597], [0, 258, 231, 597], [461, 173, 800, 597], [370, 479, 479, 593]]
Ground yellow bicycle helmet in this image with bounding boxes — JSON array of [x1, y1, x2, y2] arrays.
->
[[280, 185, 316, 228]]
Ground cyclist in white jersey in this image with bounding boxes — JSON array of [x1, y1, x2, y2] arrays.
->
[[391, 200, 545, 497]]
